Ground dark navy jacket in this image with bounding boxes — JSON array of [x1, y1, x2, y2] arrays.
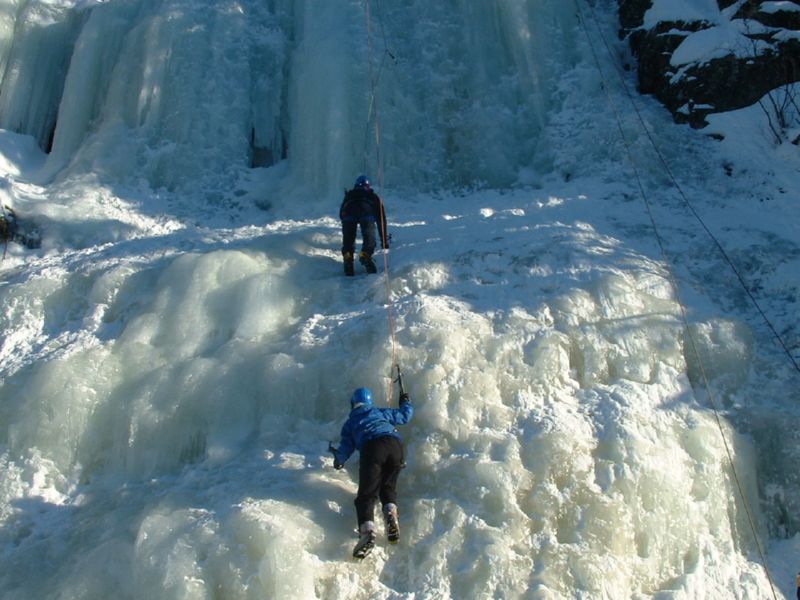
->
[[340, 186, 388, 249], [334, 399, 413, 464]]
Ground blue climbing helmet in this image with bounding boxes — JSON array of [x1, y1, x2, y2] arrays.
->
[[354, 175, 370, 189], [351, 387, 373, 409]]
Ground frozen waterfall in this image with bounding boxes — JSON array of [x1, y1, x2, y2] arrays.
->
[[1, 1, 798, 599], [0, 0, 575, 194]]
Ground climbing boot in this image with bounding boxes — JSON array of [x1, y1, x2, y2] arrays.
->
[[383, 503, 400, 544], [343, 251, 355, 276], [353, 521, 376, 559], [359, 251, 377, 274]]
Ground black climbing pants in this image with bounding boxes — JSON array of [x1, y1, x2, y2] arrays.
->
[[341, 219, 377, 257], [355, 435, 404, 526]]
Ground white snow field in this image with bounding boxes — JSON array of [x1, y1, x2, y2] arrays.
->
[[0, 1, 799, 598]]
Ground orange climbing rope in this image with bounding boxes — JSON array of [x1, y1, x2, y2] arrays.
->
[[365, 0, 399, 404]]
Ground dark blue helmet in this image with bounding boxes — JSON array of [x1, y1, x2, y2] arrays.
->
[[354, 175, 370, 189], [351, 387, 373, 408]]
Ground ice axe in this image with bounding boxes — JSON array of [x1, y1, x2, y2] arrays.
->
[[328, 441, 343, 470], [394, 363, 406, 400], [393, 363, 409, 470]]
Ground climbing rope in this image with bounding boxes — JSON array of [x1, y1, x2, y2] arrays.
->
[[363, 0, 395, 185], [585, 1, 799, 375], [575, 2, 778, 597], [0, 207, 9, 262], [1, 204, 10, 261], [364, 0, 400, 404]]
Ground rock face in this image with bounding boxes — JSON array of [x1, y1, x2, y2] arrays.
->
[[618, 0, 800, 130]]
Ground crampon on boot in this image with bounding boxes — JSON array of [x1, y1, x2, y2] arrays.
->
[[353, 522, 376, 559], [359, 251, 377, 274], [343, 251, 355, 276], [383, 503, 400, 544]]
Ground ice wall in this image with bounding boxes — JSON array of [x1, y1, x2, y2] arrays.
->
[[0, 221, 771, 598], [0, 1, 786, 598], [0, 0, 577, 194], [0, 1, 82, 153]]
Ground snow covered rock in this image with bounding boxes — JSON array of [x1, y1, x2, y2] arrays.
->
[[619, 0, 800, 128]]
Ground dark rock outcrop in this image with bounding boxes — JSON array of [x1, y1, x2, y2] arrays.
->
[[618, 0, 800, 129]]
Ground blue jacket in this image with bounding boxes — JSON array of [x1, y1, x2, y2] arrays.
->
[[334, 399, 413, 464]]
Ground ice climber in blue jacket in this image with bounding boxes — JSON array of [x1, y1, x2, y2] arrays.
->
[[331, 386, 413, 558]]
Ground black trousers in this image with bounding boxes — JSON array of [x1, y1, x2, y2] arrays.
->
[[341, 219, 377, 257], [355, 436, 404, 526]]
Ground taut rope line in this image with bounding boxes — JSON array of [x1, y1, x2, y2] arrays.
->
[[575, 2, 777, 597], [365, 0, 399, 404], [584, 1, 799, 375]]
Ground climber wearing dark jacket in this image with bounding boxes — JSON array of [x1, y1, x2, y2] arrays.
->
[[339, 175, 388, 276], [331, 387, 413, 558]]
